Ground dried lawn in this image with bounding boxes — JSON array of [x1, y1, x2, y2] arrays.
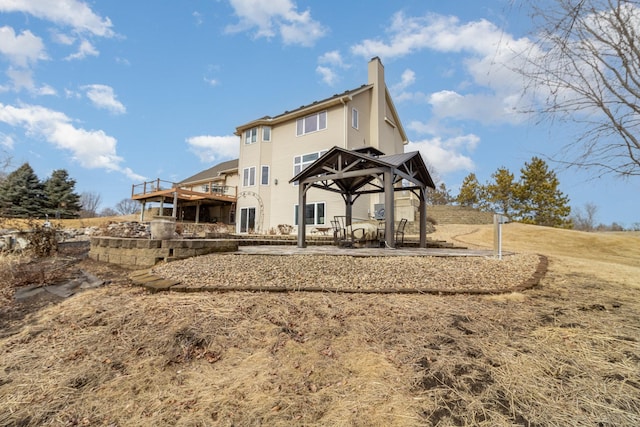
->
[[0, 223, 639, 426]]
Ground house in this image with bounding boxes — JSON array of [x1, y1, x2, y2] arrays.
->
[[234, 56, 423, 234], [132, 57, 433, 238]]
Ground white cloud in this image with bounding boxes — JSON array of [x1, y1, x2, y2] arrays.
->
[[225, 0, 326, 46], [82, 84, 126, 114], [5, 67, 57, 95], [316, 66, 338, 86], [0, 102, 142, 180], [318, 50, 345, 67], [351, 12, 505, 60], [316, 50, 349, 86], [406, 119, 479, 175], [429, 90, 523, 125], [0, 0, 115, 37], [51, 31, 75, 45], [390, 68, 428, 103], [350, 11, 538, 125], [407, 134, 478, 175], [0, 132, 14, 149], [186, 135, 239, 163], [393, 69, 416, 92], [204, 77, 219, 87], [193, 11, 204, 26], [0, 26, 47, 67], [65, 39, 99, 60]]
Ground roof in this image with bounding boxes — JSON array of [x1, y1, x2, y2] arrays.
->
[[289, 146, 435, 195], [179, 159, 239, 185], [235, 84, 372, 134]]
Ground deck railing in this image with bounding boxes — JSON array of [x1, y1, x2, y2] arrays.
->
[[131, 179, 176, 197], [132, 179, 237, 199]]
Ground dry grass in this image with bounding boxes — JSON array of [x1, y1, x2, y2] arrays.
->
[[1, 223, 639, 426], [0, 214, 139, 230]]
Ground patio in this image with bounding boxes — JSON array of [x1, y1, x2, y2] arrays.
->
[[237, 244, 498, 257]]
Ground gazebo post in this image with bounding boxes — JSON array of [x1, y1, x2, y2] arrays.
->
[[345, 193, 353, 226], [297, 182, 308, 248], [419, 187, 427, 248], [384, 169, 395, 248]]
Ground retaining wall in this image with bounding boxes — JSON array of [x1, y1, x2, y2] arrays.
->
[[89, 237, 238, 267], [426, 205, 495, 225]]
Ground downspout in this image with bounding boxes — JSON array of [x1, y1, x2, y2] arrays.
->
[[340, 96, 352, 149]]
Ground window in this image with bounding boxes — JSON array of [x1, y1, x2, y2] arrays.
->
[[201, 184, 209, 193], [262, 126, 271, 142], [261, 165, 270, 185], [243, 166, 256, 187], [244, 127, 257, 144], [294, 202, 325, 225], [293, 150, 327, 178], [352, 108, 359, 129], [296, 111, 327, 136]]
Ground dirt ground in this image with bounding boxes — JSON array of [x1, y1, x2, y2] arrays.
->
[[0, 223, 639, 426]]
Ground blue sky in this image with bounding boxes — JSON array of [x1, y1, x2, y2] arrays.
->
[[0, 0, 638, 227]]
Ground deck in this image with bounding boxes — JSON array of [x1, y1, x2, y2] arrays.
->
[[131, 179, 237, 204]]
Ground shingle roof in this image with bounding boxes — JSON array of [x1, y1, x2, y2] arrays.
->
[[179, 159, 238, 185], [235, 84, 372, 131]]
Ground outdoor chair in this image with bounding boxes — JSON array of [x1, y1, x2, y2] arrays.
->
[[395, 218, 408, 247], [333, 216, 366, 248], [377, 220, 386, 247], [330, 220, 346, 246]]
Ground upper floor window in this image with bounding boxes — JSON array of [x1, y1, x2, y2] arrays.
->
[[296, 111, 327, 136], [293, 150, 328, 177], [262, 126, 271, 142], [244, 127, 257, 144], [243, 166, 256, 187], [261, 165, 270, 185], [352, 108, 359, 129]]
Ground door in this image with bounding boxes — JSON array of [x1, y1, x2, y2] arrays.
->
[[239, 207, 256, 233]]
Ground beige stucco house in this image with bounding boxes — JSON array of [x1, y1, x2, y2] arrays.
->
[[133, 57, 423, 234], [233, 57, 412, 233]]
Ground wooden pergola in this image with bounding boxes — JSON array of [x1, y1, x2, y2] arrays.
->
[[290, 146, 435, 248]]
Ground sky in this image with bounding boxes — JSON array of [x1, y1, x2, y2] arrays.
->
[[0, 0, 638, 227]]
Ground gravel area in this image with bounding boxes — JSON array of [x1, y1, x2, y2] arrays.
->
[[151, 252, 542, 292]]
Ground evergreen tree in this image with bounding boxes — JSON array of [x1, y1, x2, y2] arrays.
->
[[427, 182, 453, 205], [0, 163, 46, 218], [456, 173, 482, 208], [483, 167, 516, 218], [513, 157, 572, 228], [43, 169, 81, 218]]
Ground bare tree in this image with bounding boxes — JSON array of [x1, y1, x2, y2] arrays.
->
[[518, 0, 640, 177], [572, 201, 599, 231], [0, 149, 13, 182], [114, 198, 141, 215], [79, 191, 101, 218], [99, 207, 118, 217]]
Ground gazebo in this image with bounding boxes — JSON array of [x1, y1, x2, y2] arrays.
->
[[290, 146, 436, 248]]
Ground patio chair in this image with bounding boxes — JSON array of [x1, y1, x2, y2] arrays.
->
[[396, 218, 408, 247], [377, 220, 386, 247], [333, 216, 366, 248], [330, 220, 346, 246]]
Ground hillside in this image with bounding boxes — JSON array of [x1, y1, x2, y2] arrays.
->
[[0, 224, 639, 426]]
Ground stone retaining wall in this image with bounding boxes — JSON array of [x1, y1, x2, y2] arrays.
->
[[89, 237, 238, 267], [426, 205, 495, 225]]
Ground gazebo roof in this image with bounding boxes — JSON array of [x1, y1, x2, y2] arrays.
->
[[289, 146, 435, 195]]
